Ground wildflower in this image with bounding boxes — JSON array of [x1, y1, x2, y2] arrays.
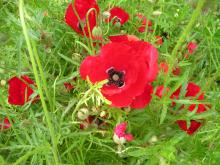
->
[[64, 82, 74, 92], [108, 7, 129, 26], [8, 75, 37, 106], [113, 122, 133, 144], [187, 41, 197, 54], [136, 13, 152, 33], [171, 82, 210, 135], [65, 0, 99, 37], [109, 34, 139, 42], [80, 38, 158, 109], [0, 118, 11, 130]]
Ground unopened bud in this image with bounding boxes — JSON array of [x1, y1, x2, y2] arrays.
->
[[77, 108, 89, 120], [0, 80, 6, 86], [102, 11, 111, 19], [100, 111, 106, 118], [113, 134, 126, 145], [114, 22, 121, 28], [92, 26, 102, 40]]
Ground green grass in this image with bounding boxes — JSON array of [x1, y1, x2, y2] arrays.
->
[[0, 0, 220, 164]]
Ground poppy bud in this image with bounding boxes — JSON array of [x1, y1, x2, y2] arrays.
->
[[100, 111, 106, 118], [77, 108, 89, 120], [114, 22, 121, 28], [92, 26, 102, 40], [113, 133, 126, 145], [0, 80, 6, 86], [102, 11, 111, 19]]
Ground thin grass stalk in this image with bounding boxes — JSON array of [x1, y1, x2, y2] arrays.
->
[[19, 0, 59, 164]]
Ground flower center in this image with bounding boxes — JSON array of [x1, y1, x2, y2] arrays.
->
[[107, 68, 125, 88]]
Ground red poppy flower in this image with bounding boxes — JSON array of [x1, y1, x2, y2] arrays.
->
[[187, 41, 197, 54], [8, 75, 37, 105], [136, 13, 152, 33], [109, 35, 139, 42], [108, 7, 129, 25], [159, 62, 169, 74], [113, 122, 133, 144], [65, 0, 99, 37], [156, 36, 163, 46], [80, 39, 158, 109], [0, 118, 11, 130], [171, 82, 209, 135]]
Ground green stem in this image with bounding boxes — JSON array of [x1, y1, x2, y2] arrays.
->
[[19, 0, 59, 164], [86, 8, 98, 54], [167, 0, 206, 76]]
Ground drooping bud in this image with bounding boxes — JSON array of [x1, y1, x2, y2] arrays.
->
[[152, 10, 162, 16], [92, 26, 102, 40], [102, 11, 111, 19], [77, 108, 89, 120]]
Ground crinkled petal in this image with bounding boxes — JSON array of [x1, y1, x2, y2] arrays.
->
[[130, 84, 153, 109]]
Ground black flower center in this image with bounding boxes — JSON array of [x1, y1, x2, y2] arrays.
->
[[107, 68, 125, 87]]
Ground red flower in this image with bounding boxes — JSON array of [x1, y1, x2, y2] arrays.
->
[[113, 122, 133, 144], [171, 82, 209, 135], [109, 35, 139, 42], [155, 85, 170, 98], [187, 42, 197, 54], [65, 0, 99, 37], [172, 67, 181, 76], [80, 38, 158, 109], [0, 118, 11, 130], [159, 62, 169, 74], [8, 75, 37, 105], [136, 13, 152, 33], [64, 82, 74, 92], [108, 7, 129, 25], [156, 36, 163, 46]]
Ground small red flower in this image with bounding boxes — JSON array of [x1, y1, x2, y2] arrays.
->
[[187, 42, 197, 54], [64, 82, 74, 92], [156, 36, 163, 46], [108, 7, 129, 25], [172, 67, 181, 76], [0, 118, 11, 130], [8, 75, 37, 106], [136, 13, 152, 33], [80, 38, 158, 109], [155, 85, 170, 98], [159, 62, 169, 74], [171, 82, 210, 135], [113, 122, 133, 144], [65, 0, 99, 37]]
